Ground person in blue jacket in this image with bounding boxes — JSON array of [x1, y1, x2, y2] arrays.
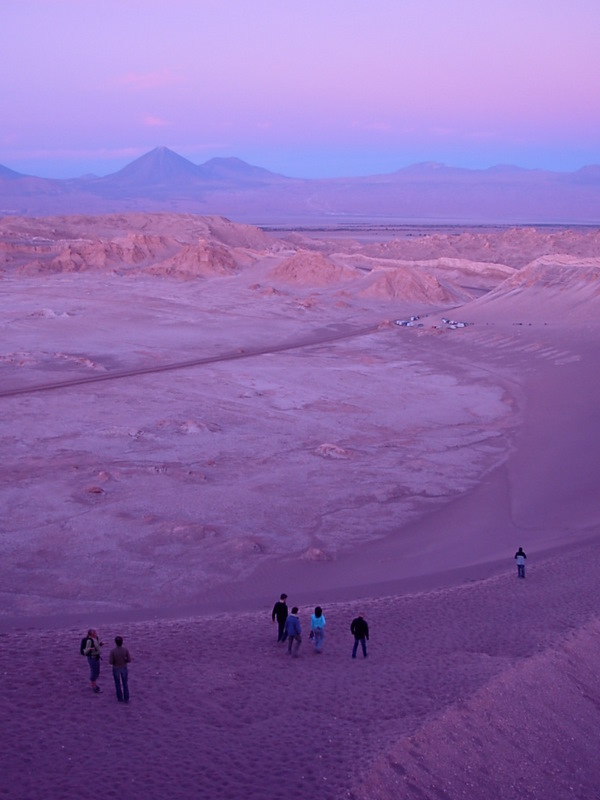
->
[[284, 606, 302, 657]]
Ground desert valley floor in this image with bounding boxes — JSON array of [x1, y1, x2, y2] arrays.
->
[[1, 215, 600, 799]]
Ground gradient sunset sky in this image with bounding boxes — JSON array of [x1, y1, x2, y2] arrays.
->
[[2, 0, 599, 179]]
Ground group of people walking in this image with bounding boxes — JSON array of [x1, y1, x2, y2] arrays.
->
[[271, 549, 526, 661], [271, 593, 369, 659], [81, 629, 132, 702], [83, 550, 526, 696]]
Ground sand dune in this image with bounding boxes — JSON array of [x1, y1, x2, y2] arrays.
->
[[465, 256, 600, 322], [2, 541, 600, 800], [267, 250, 358, 286], [142, 239, 238, 278], [357, 266, 468, 303], [361, 226, 600, 269], [352, 564, 600, 800]]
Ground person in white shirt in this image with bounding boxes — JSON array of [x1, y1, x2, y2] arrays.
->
[[515, 547, 527, 578]]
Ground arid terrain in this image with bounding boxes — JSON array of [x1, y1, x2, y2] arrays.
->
[[1, 214, 600, 799]]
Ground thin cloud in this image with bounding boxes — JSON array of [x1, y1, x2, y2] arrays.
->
[[143, 115, 171, 127]]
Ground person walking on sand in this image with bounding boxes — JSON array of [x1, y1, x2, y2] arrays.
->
[[351, 613, 369, 659], [284, 606, 302, 657], [272, 593, 289, 643], [515, 546, 527, 579], [109, 635, 131, 703], [310, 606, 326, 653], [83, 629, 103, 693]]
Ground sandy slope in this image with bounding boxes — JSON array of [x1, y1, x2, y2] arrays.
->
[[2, 540, 600, 800], [1, 218, 599, 799]]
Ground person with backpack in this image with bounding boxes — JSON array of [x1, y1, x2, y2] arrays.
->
[[81, 629, 103, 693], [515, 546, 527, 578], [109, 635, 131, 703], [350, 613, 369, 659], [271, 593, 289, 643]]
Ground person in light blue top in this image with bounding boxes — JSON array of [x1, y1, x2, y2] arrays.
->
[[310, 606, 326, 653]]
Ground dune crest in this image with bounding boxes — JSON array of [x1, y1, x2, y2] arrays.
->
[[268, 250, 357, 286], [142, 239, 237, 278], [357, 266, 467, 303], [466, 255, 600, 321]]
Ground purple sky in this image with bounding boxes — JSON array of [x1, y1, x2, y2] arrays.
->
[[2, 0, 599, 179]]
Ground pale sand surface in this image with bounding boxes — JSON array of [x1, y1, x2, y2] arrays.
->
[[1, 218, 599, 798], [2, 543, 600, 800]]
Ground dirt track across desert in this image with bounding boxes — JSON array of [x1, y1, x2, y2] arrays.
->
[[0, 322, 380, 399]]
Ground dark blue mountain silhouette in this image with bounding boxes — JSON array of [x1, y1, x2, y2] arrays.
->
[[1, 146, 599, 223]]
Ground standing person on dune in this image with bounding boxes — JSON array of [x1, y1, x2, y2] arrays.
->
[[350, 613, 369, 659], [515, 546, 527, 578], [109, 635, 132, 704], [310, 606, 326, 653], [272, 593, 289, 643], [284, 606, 302, 657], [82, 628, 103, 693]]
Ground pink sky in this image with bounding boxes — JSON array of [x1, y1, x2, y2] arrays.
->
[[1, 0, 599, 178]]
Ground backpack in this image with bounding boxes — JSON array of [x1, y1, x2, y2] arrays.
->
[[80, 636, 90, 656]]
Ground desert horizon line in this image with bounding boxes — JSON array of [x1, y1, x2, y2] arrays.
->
[[2, 144, 600, 183]]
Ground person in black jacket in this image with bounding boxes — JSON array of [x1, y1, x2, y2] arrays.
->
[[271, 593, 288, 642], [350, 613, 369, 658]]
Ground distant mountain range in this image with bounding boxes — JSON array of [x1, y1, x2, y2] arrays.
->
[[1, 146, 599, 225]]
